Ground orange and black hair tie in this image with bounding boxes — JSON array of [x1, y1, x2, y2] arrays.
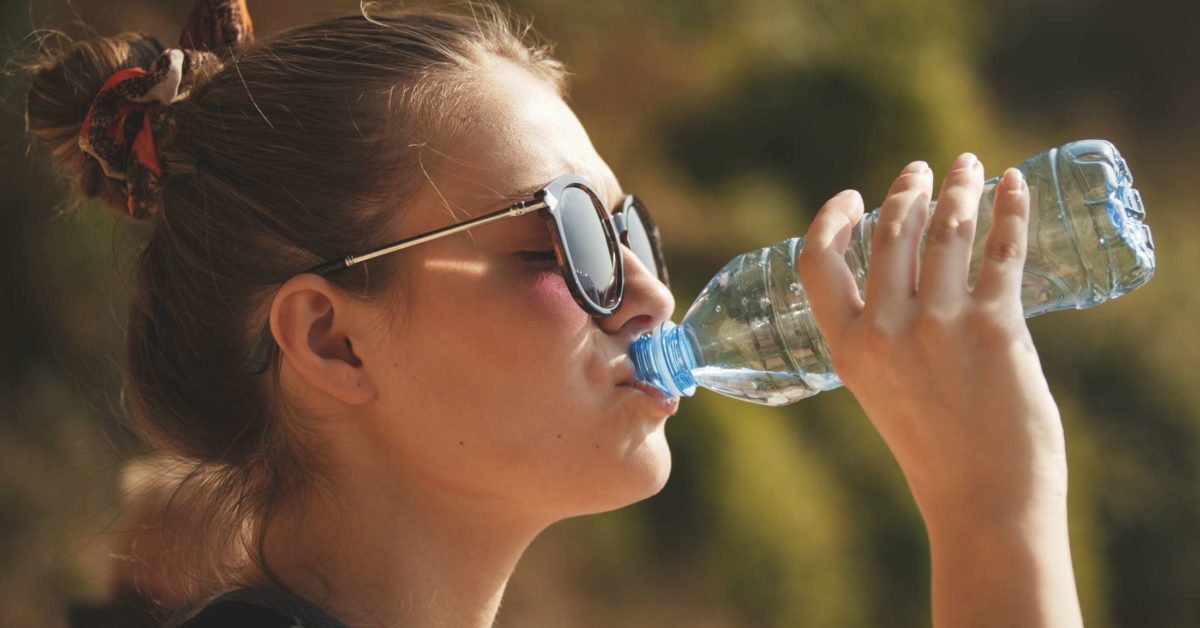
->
[[76, 0, 255, 220]]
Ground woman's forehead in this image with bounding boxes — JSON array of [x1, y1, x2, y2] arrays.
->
[[438, 59, 622, 204], [395, 57, 623, 242]]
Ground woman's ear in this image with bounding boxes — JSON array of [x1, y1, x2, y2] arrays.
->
[[270, 274, 377, 405]]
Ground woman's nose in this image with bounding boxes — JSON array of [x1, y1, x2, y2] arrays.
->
[[597, 245, 675, 338]]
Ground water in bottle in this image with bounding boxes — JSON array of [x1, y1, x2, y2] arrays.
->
[[631, 139, 1156, 406]]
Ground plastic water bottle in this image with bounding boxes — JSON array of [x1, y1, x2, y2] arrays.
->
[[631, 139, 1156, 406]]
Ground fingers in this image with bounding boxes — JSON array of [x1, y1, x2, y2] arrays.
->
[[863, 160, 933, 312], [916, 152, 985, 311], [796, 189, 867, 341], [973, 168, 1030, 303]]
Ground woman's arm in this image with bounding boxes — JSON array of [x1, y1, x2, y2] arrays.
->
[[796, 153, 1084, 627], [926, 492, 1081, 628]]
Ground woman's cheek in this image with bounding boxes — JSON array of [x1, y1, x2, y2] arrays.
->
[[527, 270, 586, 322]]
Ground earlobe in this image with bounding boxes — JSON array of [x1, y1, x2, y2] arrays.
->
[[270, 275, 377, 406]]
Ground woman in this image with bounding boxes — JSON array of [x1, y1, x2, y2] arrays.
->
[[24, 1, 1083, 626]]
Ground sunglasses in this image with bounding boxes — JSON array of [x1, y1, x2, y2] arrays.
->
[[242, 173, 670, 374]]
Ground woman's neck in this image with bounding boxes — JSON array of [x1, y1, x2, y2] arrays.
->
[[246, 457, 547, 628]]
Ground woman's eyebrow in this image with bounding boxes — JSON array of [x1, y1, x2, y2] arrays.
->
[[503, 182, 545, 201], [455, 182, 543, 223], [508, 183, 625, 213]]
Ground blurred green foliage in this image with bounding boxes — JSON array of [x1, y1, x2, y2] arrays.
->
[[2, 0, 1198, 626]]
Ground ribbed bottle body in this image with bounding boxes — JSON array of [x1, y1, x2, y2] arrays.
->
[[632, 139, 1155, 405]]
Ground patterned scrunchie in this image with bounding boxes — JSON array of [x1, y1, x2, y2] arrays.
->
[[77, 0, 255, 220]]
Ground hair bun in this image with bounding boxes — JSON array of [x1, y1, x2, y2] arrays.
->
[[24, 32, 170, 220], [23, 0, 253, 221], [77, 46, 225, 220]]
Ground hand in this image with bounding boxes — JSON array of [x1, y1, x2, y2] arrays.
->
[[796, 153, 1067, 526]]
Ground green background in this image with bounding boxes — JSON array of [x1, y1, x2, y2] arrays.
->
[[2, 0, 1197, 626]]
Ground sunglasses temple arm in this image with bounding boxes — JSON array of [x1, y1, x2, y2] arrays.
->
[[337, 199, 548, 268], [242, 198, 549, 374]]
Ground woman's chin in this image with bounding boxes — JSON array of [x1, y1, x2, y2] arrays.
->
[[635, 428, 673, 497], [583, 429, 673, 515]]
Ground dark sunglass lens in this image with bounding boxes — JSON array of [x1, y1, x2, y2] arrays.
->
[[624, 206, 660, 280], [560, 187, 619, 308]]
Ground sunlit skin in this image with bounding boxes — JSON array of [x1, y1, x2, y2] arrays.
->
[[250, 55, 676, 628], [797, 158, 1083, 628], [241, 52, 1083, 628]]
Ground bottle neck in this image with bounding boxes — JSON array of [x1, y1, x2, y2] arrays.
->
[[630, 321, 699, 397]]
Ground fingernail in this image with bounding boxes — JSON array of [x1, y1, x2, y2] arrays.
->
[[902, 160, 928, 175], [951, 152, 977, 171], [1001, 167, 1025, 189]]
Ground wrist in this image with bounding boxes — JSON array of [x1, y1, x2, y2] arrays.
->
[[898, 412, 1070, 533], [923, 488, 1069, 543], [924, 495, 1083, 628]]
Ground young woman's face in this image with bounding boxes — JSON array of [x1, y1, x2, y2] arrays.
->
[[355, 57, 677, 522]]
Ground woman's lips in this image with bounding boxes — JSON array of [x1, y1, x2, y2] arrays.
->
[[622, 380, 681, 415]]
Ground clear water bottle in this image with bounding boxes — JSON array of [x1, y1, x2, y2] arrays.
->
[[631, 139, 1156, 406]]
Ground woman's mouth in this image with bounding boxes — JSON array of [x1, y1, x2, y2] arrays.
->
[[621, 380, 681, 416]]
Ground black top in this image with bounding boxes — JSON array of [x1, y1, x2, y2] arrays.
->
[[164, 586, 347, 628]]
